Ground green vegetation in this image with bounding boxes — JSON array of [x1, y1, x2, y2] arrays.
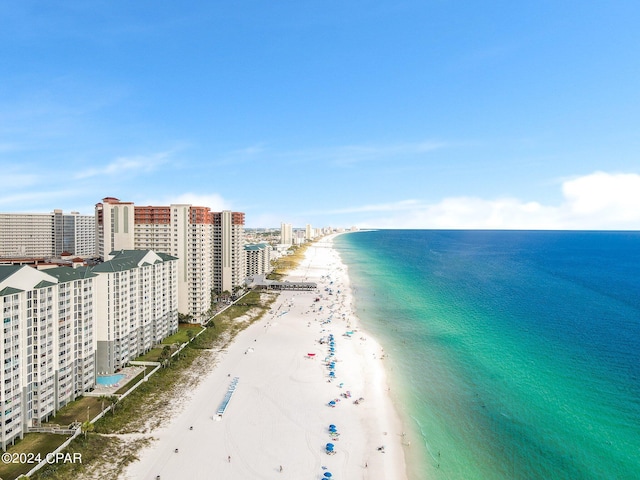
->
[[134, 346, 164, 362], [28, 290, 278, 479], [0, 433, 69, 480], [32, 433, 152, 480], [51, 397, 103, 426], [162, 323, 203, 345]]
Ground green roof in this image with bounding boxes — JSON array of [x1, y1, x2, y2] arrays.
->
[[33, 280, 56, 289], [0, 286, 23, 296], [45, 266, 97, 282], [244, 243, 269, 251], [92, 250, 175, 273], [156, 252, 178, 262], [0, 265, 24, 283]]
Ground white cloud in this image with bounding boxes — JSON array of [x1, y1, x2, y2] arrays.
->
[[75, 151, 171, 179], [348, 171, 640, 230]]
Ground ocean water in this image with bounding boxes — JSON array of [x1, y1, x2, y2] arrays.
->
[[335, 230, 640, 480]]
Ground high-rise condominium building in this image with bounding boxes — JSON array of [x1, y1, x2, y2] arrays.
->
[[92, 250, 178, 374], [95, 198, 245, 321], [0, 211, 95, 259], [134, 204, 213, 320], [95, 197, 135, 260], [245, 243, 273, 277], [280, 222, 293, 246], [213, 211, 245, 295], [0, 265, 96, 450]]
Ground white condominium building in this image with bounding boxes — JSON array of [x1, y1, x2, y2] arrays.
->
[[305, 224, 314, 241], [92, 250, 178, 374], [245, 243, 273, 278], [213, 211, 245, 295], [94, 197, 135, 261], [53, 210, 96, 258], [0, 211, 95, 259], [280, 222, 293, 246], [0, 264, 97, 450], [134, 204, 214, 321]]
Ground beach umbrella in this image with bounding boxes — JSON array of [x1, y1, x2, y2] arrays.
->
[[329, 424, 336, 429], [324, 473, 333, 478], [326, 443, 334, 449], [328, 400, 336, 406]]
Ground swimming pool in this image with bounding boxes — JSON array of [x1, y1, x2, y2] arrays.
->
[[96, 373, 125, 386]]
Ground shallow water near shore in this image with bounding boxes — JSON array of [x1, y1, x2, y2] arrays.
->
[[335, 230, 640, 480]]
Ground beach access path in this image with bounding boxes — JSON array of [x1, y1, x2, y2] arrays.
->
[[125, 234, 408, 479]]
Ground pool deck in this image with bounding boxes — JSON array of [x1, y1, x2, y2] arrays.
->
[[89, 366, 145, 396]]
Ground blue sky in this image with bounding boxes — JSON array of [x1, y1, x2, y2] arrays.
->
[[1, 1, 639, 229]]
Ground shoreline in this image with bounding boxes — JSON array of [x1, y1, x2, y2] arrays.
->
[[125, 234, 409, 479]]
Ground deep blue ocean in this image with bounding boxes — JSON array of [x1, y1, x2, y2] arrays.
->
[[335, 230, 640, 480]]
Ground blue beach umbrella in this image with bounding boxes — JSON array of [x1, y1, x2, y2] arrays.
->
[[324, 473, 333, 478], [326, 443, 334, 449]]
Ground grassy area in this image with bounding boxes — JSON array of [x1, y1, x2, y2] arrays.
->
[[162, 323, 204, 345], [26, 290, 279, 479], [50, 396, 104, 426], [0, 433, 69, 480], [267, 242, 312, 281], [134, 346, 164, 362]]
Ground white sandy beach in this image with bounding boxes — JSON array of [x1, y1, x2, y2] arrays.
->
[[125, 235, 408, 480]]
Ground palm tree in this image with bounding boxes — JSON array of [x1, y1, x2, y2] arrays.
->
[[108, 395, 119, 415], [159, 345, 172, 367], [81, 420, 94, 439], [98, 394, 110, 412]]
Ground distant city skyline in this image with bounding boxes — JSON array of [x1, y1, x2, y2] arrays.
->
[[2, 2, 639, 229]]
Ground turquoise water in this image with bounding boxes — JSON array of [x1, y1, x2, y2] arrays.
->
[[335, 230, 640, 480], [96, 373, 125, 386]]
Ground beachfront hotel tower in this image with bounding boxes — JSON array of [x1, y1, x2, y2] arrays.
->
[[0, 265, 97, 450]]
